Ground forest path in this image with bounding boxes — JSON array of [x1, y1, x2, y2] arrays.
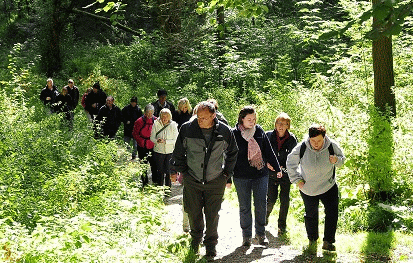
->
[[164, 183, 356, 262]]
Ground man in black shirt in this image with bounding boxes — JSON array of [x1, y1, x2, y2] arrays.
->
[[122, 96, 143, 159], [151, 89, 175, 117]]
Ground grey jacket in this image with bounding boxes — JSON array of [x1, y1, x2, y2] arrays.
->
[[171, 117, 238, 183], [286, 135, 345, 196]]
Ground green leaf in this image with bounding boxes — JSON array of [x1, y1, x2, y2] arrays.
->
[[388, 23, 402, 35], [97, 0, 105, 3], [103, 2, 115, 12], [75, 240, 82, 248], [359, 9, 373, 23], [255, 7, 262, 16], [197, 2, 204, 7], [319, 30, 340, 40], [373, 5, 392, 21], [82, 235, 90, 243]]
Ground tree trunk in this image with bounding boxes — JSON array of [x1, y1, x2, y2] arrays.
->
[[217, 6, 226, 88], [372, 0, 396, 116]]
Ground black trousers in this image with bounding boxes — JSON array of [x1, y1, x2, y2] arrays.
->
[[153, 152, 172, 187], [137, 146, 156, 187], [300, 184, 339, 243], [267, 176, 291, 231], [183, 174, 227, 249]]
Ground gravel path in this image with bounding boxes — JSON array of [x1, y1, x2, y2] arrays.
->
[[164, 184, 347, 262]]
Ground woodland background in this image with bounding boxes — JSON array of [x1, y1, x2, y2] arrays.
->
[[0, 0, 412, 262]]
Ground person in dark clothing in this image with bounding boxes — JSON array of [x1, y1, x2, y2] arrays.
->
[[122, 96, 143, 160], [132, 104, 157, 187], [95, 96, 122, 139], [85, 82, 107, 118], [173, 97, 192, 129], [151, 89, 175, 117], [64, 79, 79, 109], [170, 101, 238, 261], [207, 98, 228, 125], [54, 87, 74, 125], [81, 87, 93, 122], [40, 78, 59, 113], [265, 113, 297, 236], [232, 106, 282, 247]]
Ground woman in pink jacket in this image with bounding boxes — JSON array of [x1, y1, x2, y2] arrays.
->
[[133, 104, 157, 187]]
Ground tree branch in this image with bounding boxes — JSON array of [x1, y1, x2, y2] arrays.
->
[[72, 8, 141, 36]]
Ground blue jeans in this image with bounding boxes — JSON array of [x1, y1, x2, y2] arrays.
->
[[233, 175, 269, 238], [123, 136, 137, 159]]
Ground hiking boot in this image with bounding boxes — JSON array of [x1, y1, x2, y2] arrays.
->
[[205, 246, 217, 261], [322, 241, 336, 251], [255, 235, 269, 246], [303, 240, 317, 256], [190, 240, 200, 254], [242, 237, 252, 247]]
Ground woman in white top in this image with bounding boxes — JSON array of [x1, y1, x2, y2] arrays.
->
[[150, 108, 179, 186]]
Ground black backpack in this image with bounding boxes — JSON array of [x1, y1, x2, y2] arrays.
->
[[299, 142, 336, 179]]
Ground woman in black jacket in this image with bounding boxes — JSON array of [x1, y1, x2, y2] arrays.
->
[[265, 113, 297, 236], [173, 97, 192, 129], [232, 106, 281, 247]]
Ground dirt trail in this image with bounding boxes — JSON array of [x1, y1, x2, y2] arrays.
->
[[163, 184, 352, 262]]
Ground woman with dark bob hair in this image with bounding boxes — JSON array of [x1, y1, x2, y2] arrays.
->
[[232, 106, 282, 247], [287, 123, 345, 254]]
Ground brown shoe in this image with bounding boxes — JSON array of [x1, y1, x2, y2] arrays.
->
[[322, 241, 336, 251], [242, 237, 252, 247], [255, 235, 269, 246]]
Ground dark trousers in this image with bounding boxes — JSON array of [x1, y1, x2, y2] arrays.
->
[[267, 176, 291, 231], [123, 136, 137, 159], [300, 184, 339, 243], [137, 146, 156, 187], [183, 174, 227, 249], [153, 152, 171, 187]]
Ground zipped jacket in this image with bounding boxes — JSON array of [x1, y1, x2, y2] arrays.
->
[[132, 115, 156, 149], [171, 118, 238, 183]]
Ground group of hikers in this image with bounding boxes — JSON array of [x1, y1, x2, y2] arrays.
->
[[39, 78, 346, 261]]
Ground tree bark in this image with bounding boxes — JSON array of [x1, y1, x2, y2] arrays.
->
[[217, 6, 226, 88], [372, 0, 396, 116]]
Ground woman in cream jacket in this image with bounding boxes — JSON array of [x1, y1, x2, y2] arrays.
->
[[150, 108, 179, 187]]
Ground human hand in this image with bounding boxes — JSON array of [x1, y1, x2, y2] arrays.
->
[[297, 181, 305, 189], [170, 173, 177, 183], [46, 97, 51, 100], [267, 163, 275, 171], [277, 172, 283, 178], [329, 155, 338, 164], [226, 183, 232, 189]]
